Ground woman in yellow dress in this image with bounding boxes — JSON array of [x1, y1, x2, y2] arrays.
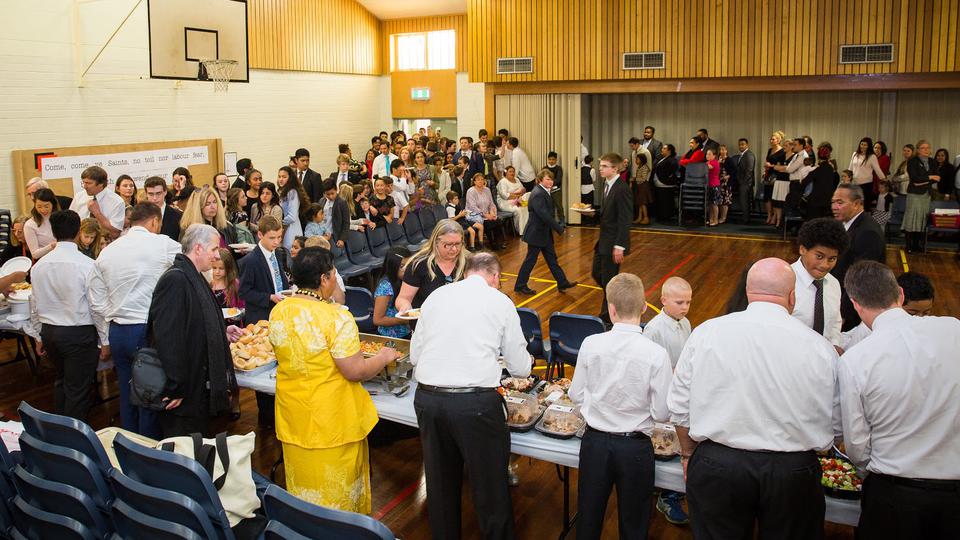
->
[[269, 247, 399, 513]]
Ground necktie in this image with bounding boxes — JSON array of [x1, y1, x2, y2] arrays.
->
[[298, 170, 303, 183], [385, 155, 391, 171], [604, 181, 611, 202], [813, 279, 825, 335], [270, 252, 283, 293], [339, 172, 346, 183]]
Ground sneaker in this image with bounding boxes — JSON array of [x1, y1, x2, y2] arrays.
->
[[656, 491, 689, 525]]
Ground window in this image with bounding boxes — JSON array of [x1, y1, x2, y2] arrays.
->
[[392, 30, 456, 71]]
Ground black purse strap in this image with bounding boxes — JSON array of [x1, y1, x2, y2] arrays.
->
[[160, 432, 231, 490]]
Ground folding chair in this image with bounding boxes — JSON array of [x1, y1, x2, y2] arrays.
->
[[344, 286, 376, 333], [416, 207, 438, 235], [516, 308, 547, 366], [17, 401, 113, 478], [345, 230, 384, 271], [17, 432, 113, 518], [12, 465, 112, 539], [9, 496, 95, 540], [402, 215, 427, 246], [365, 226, 391, 259], [262, 484, 394, 540], [110, 500, 203, 540], [547, 312, 606, 379], [385, 222, 423, 251], [108, 469, 219, 540], [330, 244, 370, 280]]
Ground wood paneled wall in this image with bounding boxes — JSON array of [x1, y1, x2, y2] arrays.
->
[[391, 70, 458, 118], [467, 0, 960, 82], [248, 0, 382, 74], [382, 15, 468, 72]]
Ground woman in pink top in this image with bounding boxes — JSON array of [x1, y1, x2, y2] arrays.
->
[[705, 148, 721, 227]]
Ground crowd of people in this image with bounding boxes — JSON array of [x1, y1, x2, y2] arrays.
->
[[7, 125, 959, 540]]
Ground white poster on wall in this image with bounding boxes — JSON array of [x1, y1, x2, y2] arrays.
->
[[40, 146, 210, 193]]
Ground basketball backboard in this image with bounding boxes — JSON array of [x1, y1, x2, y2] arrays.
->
[[147, 0, 249, 82]]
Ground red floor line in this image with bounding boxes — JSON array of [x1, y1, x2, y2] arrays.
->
[[645, 254, 696, 298], [372, 478, 422, 521]]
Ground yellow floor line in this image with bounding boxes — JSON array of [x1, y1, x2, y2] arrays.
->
[[899, 250, 909, 273], [576, 226, 789, 243], [647, 303, 661, 313], [515, 284, 558, 308]]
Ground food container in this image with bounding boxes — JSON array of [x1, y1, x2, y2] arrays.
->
[[651, 423, 681, 461], [234, 360, 277, 377], [361, 333, 412, 393], [8, 298, 30, 317], [501, 375, 539, 393], [535, 402, 585, 439], [820, 457, 863, 499], [504, 391, 543, 432]]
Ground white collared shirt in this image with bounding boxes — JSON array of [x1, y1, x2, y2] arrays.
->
[[259, 243, 283, 294], [411, 274, 531, 387], [668, 301, 840, 452], [512, 147, 536, 182], [839, 308, 960, 479], [568, 323, 673, 434], [642, 311, 691, 368], [372, 153, 398, 178], [88, 226, 181, 330], [69, 188, 126, 231], [790, 258, 842, 346], [843, 211, 864, 231], [30, 242, 108, 345]]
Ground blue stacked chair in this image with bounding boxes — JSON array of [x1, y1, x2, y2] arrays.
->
[[344, 286, 376, 333], [262, 520, 311, 540], [110, 500, 203, 540], [402, 215, 427, 246], [365, 226, 392, 258], [330, 244, 370, 280], [516, 308, 548, 365], [385, 222, 423, 251], [344, 230, 384, 271], [262, 484, 394, 540], [9, 495, 95, 540], [547, 312, 606, 379], [11, 465, 111, 538], [429, 204, 448, 224], [417, 206, 438, 235], [107, 469, 219, 539], [17, 402, 112, 479]]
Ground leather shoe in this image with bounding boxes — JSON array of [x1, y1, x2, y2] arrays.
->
[[514, 286, 537, 295], [558, 281, 579, 292]]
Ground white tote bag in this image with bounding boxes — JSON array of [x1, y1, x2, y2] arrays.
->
[[156, 431, 260, 526]]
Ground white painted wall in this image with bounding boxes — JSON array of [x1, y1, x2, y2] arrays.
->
[[455, 72, 485, 140], [0, 0, 390, 213]]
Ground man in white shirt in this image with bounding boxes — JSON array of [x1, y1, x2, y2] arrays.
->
[[569, 273, 673, 540], [371, 141, 398, 179], [410, 252, 531, 540], [792, 218, 848, 348], [88, 202, 180, 437], [68, 166, 126, 238], [668, 257, 839, 539], [31, 210, 108, 421], [385, 163, 410, 225], [507, 137, 537, 191], [837, 261, 960, 538]]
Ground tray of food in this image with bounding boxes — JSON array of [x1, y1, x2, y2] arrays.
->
[[820, 457, 862, 499], [651, 423, 681, 460], [361, 334, 412, 392], [230, 321, 277, 373], [504, 391, 544, 432], [501, 375, 539, 393], [537, 378, 572, 405], [535, 401, 585, 439], [569, 202, 594, 213]]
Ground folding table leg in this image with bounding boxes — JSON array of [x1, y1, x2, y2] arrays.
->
[[558, 465, 579, 540]]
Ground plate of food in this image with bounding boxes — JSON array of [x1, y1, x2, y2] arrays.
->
[[228, 243, 256, 252], [0, 257, 31, 277], [230, 321, 277, 373], [222, 307, 244, 319], [651, 423, 681, 460], [395, 308, 421, 320], [6, 283, 32, 302], [501, 376, 538, 393], [820, 457, 862, 499], [569, 202, 595, 213]]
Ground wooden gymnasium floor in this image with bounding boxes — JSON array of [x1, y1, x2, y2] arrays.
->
[[1, 226, 957, 539]]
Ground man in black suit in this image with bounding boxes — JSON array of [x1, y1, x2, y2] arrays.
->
[[697, 128, 720, 155], [588, 153, 634, 324], [641, 126, 663, 166], [453, 137, 483, 180], [231, 158, 253, 190], [514, 169, 577, 295], [238, 215, 288, 428], [294, 148, 323, 204], [830, 184, 886, 331], [735, 138, 757, 224], [143, 176, 181, 241], [328, 154, 360, 187]]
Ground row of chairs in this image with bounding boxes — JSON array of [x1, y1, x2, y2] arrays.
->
[[0, 403, 394, 539], [516, 308, 608, 380]]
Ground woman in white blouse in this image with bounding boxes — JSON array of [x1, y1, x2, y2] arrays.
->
[[23, 188, 60, 260], [496, 166, 528, 234], [849, 136, 885, 210]]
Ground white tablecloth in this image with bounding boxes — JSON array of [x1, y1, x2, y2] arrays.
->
[[235, 370, 860, 526], [0, 313, 38, 339]]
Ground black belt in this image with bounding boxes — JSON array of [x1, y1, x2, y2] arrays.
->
[[418, 384, 497, 394], [875, 474, 960, 492], [586, 425, 649, 439]]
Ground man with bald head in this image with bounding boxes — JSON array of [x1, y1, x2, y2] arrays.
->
[[668, 257, 840, 539]]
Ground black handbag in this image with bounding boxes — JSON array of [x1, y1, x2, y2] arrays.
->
[[130, 347, 168, 411]]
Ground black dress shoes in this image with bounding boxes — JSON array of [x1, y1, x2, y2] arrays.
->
[[558, 281, 579, 292], [514, 286, 537, 295]]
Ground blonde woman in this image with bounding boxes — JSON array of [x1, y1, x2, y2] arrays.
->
[[394, 219, 468, 313], [763, 131, 786, 225], [179, 185, 238, 246]]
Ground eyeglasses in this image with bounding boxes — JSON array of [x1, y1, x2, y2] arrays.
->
[[439, 241, 462, 249]]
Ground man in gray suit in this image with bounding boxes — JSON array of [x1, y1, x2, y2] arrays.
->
[[641, 126, 663, 166], [735, 138, 757, 225]]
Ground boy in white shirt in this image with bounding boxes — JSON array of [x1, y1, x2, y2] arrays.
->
[[642, 275, 693, 525], [569, 273, 673, 539]]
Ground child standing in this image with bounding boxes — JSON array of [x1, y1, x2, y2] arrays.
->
[[872, 180, 895, 230], [211, 248, 244, 310], [445, 191, 480, 250], [77, 218, 103, 259], [705, 148, 721, 226], [568, 273, 673, 539], [642, 276, 693, 525], [304, 203, 332, 239], [839, 169, 854, 185]]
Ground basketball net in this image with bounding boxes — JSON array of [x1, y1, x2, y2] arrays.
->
[[199, 59, 238, 92]]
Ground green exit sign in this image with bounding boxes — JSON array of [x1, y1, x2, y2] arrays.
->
[[411, 87, 430, 101]]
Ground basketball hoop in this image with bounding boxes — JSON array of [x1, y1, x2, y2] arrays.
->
[[199, 59, 238, 92]]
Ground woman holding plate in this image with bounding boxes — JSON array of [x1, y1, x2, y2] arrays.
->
[[269, 247, 399, 513], [395, 219, 468, 315]]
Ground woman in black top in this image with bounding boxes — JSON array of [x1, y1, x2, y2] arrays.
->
[[801, 144, 840, 220], [902, 141, 941, 252], [395, 219, 468, 312], [763, 131, 786, 225], [934, 148, 955, 199], [652, 144, 680, 222]]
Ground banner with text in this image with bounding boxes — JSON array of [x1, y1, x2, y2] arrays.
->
[[40, 146, 210, 193]]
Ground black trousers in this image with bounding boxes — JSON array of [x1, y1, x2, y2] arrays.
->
[[515, 242, 570, 290], [551, 189, 565, 222], [687, 441, 824, 540], [591, 245, 619, 323], [414, 388, 515, 540], [652, 186, 676, 221], [738, 181, 754, 223], [859, 474, 960, 540], [159, 412, 209, 439], [41, 324, 99, 421], [577, 428, 655, 540]]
